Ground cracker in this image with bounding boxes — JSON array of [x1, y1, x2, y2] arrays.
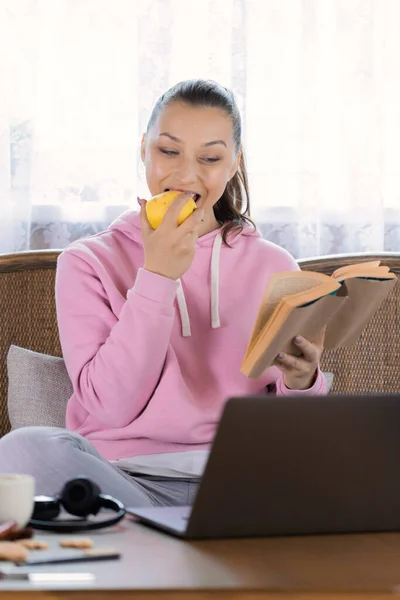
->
[[59, 538, 93, 549], [19, 539, 49, 550], [0, 541, 29, 562]]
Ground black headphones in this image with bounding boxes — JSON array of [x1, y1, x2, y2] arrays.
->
[[29, 477, 126, 532]]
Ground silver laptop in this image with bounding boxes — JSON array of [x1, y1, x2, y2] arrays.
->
[[127, 394, 400, 539]]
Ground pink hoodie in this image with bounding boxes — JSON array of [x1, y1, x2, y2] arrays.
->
[[55, 210, 327, 461]]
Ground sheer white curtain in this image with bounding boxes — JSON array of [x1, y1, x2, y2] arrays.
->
[[1, 0, 400, 258]]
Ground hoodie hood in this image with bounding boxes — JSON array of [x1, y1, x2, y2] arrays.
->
[[108, 209, 261, 337]]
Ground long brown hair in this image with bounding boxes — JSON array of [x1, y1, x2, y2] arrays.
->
[[146, 79, 255, 246]]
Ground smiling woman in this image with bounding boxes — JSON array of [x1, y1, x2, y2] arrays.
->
[[0, 78, 328, 510], [140, 80, 253, 244]]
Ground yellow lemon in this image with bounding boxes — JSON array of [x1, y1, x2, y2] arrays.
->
[[145, 190, 197, 229]]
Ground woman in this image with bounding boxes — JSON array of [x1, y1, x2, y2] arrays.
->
[[0, 79, 327, 508]]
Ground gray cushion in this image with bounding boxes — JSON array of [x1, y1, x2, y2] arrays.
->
[[7, 345, 73, 430], [325, 371, 334, 392]]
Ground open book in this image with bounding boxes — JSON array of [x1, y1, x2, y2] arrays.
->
[[241, 261, 397, 379]]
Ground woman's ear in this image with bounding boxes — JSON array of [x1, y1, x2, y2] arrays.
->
[[140, 134, 146, 163]]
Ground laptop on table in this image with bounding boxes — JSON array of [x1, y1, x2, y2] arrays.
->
[[127, 394, 400, 539]]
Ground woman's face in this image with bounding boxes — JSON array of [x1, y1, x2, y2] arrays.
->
[[141, 102, 239, 226]]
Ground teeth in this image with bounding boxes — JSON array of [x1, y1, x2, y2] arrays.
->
[[165, 188, 200, 200]]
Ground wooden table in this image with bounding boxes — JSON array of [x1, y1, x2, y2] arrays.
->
[[2, 516, 400, 598]]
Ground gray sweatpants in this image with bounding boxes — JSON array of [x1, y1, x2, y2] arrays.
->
[[0, 426, 200, 508]]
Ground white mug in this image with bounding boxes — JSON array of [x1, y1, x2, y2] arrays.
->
[[0, 474, 35, 528]]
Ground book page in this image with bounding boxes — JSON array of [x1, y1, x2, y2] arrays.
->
[[284, 278, 340, 307], [335, 267, 395, 282], [245, 271, 333, 357], [333, 261, 381, 279]]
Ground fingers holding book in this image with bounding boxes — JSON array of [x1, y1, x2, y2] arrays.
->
[[274, 329, 325, 390]]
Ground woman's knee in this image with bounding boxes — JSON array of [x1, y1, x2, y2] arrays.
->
[[0, 426, 60, 449], [0, 426, 67, 470]]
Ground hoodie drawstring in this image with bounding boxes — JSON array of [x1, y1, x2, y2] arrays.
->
[[176, 279, 192, 337], [176, 232, 222, 337], [210, 232, 222, 329]]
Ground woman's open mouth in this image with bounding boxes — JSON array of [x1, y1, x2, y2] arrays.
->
[[165, 189, 201, 202]]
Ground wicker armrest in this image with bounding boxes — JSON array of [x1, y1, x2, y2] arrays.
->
[[0, 250, 62, 437]]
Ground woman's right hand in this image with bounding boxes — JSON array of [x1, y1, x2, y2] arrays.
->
[[140, 193, 205, 280]]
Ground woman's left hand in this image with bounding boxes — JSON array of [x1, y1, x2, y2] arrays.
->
[[274, 329, 325, 390]]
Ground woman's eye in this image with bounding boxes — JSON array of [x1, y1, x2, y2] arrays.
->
[[202, 157, 220, 164], [159, 148, 179, 156], [159, 148, 220, 163]]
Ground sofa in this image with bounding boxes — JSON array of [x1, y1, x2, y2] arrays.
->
[[1, 250, 399, 438]]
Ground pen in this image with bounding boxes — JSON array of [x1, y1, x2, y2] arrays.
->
[[16, 549, 120, 567]]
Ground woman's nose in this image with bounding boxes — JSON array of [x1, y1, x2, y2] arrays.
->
[[174, 156, 198, 184]]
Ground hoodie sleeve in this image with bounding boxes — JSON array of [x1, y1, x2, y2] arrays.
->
[[274, 367, 328, 396], [56, 250, 178, 428]]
